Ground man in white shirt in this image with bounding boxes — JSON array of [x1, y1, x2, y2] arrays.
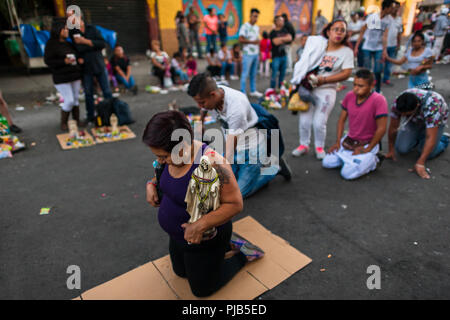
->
[[188, 73, 291, 198], [383, 1, 402, 86], [239, 8, 263, 98]]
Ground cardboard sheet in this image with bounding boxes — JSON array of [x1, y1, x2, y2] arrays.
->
[[91, 126, 136, 144], [78, 216, 312, 300], [56, 131, 95, 150]]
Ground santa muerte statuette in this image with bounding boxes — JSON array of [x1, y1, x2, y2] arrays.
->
[[68, 119, 79, 138], [110, 114, 119, 135], [185, 155, 220, 240]]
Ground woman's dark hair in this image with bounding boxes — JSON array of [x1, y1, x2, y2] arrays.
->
[[322, 19, 350, 47], [262, 31, 268, 39], [142, 111, 193, 152], [50, 18, 67, 39], [412, 31, 425, 42], [396, 92, 420, 113]]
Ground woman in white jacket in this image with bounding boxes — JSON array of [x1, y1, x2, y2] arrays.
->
[[291, 19, 354, 159]]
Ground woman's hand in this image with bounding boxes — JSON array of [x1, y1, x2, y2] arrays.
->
[[146, 183, 160, 207], [328, 141, 340, 154], [77, 58, 84, 65], [64, 57, 73, 65], [181, 220, 205, 245], [409, 163, 431, 179]]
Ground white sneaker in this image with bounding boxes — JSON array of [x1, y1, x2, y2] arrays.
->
[[230, 75, 239, 80], [221, 75, 226, 81], [315, 147, 326, 160], [292, 145, 309, 157], [249, 91, 263, 98]]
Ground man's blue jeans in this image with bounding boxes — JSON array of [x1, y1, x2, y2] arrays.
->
[[363, 49, 383, 92], [83, 68, 113, 120], [395, 122, 448, 159], [231, 144, 279, 199], [383, 46, 397, 82], [240, 54, 259, 93], [116, 74, 136, 89], [206, 34, 217, 53], [221, 62, 234, 77], [270, 55, 287, 89]]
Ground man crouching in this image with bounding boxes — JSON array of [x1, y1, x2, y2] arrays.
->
[[323, 68, 388, 180]]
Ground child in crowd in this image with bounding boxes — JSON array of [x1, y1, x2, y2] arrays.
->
[[186, 54, 198, 77], [232, 44, 242, 78], [259, 31, 271, 77], [171, 52, 189, 84], [104, 57, 118, 92], [218, 44, 238, 81], [206, 49, 222, 78]]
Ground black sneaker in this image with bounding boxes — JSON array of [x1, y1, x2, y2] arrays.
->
[[376, 152, 385, 168], [277, 156, 292, 181], [9, 124, 22, 134]]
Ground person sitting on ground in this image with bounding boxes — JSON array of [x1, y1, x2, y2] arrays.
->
[[171, 52, 189, 83], [0, 90, 22, 134], [206, 49, 222, 78], [231, 44, 243, 78], [150, 40, 176, 88], [144, 110, 264, 298], [386, 88, 449, 180], [110, 45, 138, 95], [323, 69, 388, 180], [385, 32, 433, 89], [186, 54, 198, 78], [44, 18, 83, 130], [187, 73, 292, 198], [218, 44, 237, 81]]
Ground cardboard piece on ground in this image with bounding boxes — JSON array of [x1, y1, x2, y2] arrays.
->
[[56, 132, 95, 150], [81, 262, 178, 300], [79, 216, 312, 300], [91, 126, 136, 144]]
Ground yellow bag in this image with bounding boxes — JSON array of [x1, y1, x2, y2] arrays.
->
[[288, 93, 309, 112]]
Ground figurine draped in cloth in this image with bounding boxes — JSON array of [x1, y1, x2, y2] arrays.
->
[[185, 155, 221, 239]]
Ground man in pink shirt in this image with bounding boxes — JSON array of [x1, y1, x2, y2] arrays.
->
[[323, 69, 388, 180], [203, 7, 218, 53]]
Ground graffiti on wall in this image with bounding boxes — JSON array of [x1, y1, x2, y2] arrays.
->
[[182, 0, 242, 40], [275, 0, 313, 34]]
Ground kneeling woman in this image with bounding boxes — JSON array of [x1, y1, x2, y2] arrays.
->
[[143, 111, 264, 297]]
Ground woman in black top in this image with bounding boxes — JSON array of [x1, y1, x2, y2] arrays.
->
[[44, 18, 83, 130]]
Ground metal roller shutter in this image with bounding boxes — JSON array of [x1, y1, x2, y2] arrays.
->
[[66, 0, 150, 54]]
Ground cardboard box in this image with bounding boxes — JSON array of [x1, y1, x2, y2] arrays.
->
[[78, 216, 312, 300]]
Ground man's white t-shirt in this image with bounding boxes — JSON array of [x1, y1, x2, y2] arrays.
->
[[363, 13, 390, 51], [387, 16, 403, 48], [239, 22, 260, 56], [349, 20, 364, 42], [209, 85, 261, 151], [218, 49, 232, 61]]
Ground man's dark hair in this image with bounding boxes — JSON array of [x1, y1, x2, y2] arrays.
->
[[250, 8, 260, 15], [50, 18, 66, 39], [382, 0, 395, 10], [142, 110, 193, 153], [187, 73, 217, 98], [281, 13, 289, 21], [355, 68, 375, 84], [396, 92, 420, 113]]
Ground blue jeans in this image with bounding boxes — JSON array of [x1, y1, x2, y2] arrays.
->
[[116, 74, 135, 89], [408, 73, 430, 89], [240, 54, 259, 93], [363, 49, 383, 92], [220, 35, 227, 48], [383, 46, 397, 82], [175, 69, 189, 82], [231, 145, 279, 199], [270, 55, 287, 89], [395, 122, 448, 159], [83, 68, 113, 120], [221, 62, 234, 77], [206, 34, 217, 53]]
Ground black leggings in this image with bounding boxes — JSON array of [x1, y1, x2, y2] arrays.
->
[[169, 221, 247, 297], [153, 66, 176, 87]]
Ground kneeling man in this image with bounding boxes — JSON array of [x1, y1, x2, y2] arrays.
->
[[323, 69, 388, 180]]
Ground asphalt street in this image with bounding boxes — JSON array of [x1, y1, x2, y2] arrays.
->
[[1, 64, 449, 300]]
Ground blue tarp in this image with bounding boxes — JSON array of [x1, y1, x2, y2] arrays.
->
[[20, 24, 117, 58]]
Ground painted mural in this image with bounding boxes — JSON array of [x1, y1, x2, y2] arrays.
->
[[182, 0, 242, 41], [275, 0, 313, 34]]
